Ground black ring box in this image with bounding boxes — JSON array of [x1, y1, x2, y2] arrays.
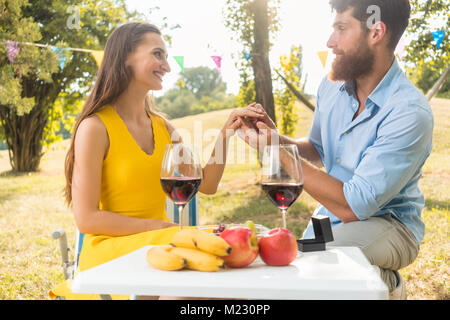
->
[[297, 215, 334, 252]]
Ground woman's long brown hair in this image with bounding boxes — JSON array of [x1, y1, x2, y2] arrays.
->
[[63, 22, 162, 207]]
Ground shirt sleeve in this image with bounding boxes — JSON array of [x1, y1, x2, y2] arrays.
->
[[307, 78, 327, 165], [343, 105, 433, 221]]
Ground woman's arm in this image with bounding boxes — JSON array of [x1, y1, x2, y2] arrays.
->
[[201, 106, 267, 194], [72, 115, 177, 236]]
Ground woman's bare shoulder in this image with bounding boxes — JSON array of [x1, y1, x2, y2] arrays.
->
[[75, 114, 109, 159]]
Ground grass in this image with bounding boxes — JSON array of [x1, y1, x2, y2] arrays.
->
[[0, 98, 448, 300]]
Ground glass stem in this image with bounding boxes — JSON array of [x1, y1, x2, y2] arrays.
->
[[177, 204, 185, 230], [280, 208, 287, 229]]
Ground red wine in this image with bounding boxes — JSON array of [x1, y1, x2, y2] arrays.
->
[[262, 182, 303, 210], [160, 177, 202, 204]]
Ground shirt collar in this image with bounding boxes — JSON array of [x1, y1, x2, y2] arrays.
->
[[339, 58, 401, 108]]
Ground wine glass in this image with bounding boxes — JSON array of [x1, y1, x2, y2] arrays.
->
[[160, 144, 202, 230], [261, 144, 304, 229]]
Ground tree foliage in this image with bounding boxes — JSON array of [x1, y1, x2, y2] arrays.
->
[[0, 0, 146, 171], [180, 66, 227, 100], [404, 0, 449, 96], [274, 45, 305, 137], [156, 67, 236, 119]]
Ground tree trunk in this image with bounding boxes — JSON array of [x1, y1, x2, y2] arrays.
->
[[0, 104, 48, 172], [250, 0, 276, 123], [426, 65, 450, 101]]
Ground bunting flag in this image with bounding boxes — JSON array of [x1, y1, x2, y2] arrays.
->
[[244, 53, 252, 61], [432, 30, 445, 49], [317, 51, 328, 69], [51, 46, 68, 69], [91, 50, 104, 67], [6, 40, 20, 63], [173, 56, 185, 73], [211, 55, 222, 75]]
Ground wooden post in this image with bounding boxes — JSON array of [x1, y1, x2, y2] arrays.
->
[[426, 66, 450, 101]]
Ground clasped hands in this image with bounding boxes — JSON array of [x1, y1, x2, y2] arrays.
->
[[221, 103, 279, 151]]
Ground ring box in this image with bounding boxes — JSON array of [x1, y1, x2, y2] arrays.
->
[[297, 215, 334, 252]]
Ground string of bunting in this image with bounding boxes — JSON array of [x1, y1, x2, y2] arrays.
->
[[3, 29, 445, 73], [3, 40, 104, 67]]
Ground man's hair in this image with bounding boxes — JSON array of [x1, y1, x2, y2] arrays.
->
[[329, 0, 411, 50]]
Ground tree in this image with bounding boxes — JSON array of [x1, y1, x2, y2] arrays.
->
[[180, 66, 227, 100], [274, 45, 304, 137], [224, 0, 280, 123], [0, 0, 141, 172], [156, 66, 236, 119], [404, 0, 449, 100]]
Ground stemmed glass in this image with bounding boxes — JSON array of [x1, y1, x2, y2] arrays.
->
[[160, 144, 202, 230], [261, 144, 304, 229]]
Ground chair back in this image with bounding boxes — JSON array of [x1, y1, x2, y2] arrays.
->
[[165, 195, 199, 226]]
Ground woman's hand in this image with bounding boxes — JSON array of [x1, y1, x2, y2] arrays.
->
[[236, 103, 279, 151], [220, 103, 266, 139]]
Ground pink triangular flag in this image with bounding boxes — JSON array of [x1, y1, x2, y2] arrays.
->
[[6, 41, 20, 63], [211, 56, 222, 75]]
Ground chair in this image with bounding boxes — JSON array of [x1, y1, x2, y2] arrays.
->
[[51, 196, 199, 299]]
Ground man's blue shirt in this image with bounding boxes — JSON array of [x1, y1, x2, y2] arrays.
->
[[302, 59, 434, 245]]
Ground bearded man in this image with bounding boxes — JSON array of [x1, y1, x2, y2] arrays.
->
[[237, 0, 434, 300]]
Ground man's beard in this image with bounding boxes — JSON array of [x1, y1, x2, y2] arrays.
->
[[329, 37, 375, 82]]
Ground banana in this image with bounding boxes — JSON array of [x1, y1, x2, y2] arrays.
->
[[169, 247, 226, 272], [171, 229, 232, 257], [245, 220, 256, 233], [146, 246, 187, 271]]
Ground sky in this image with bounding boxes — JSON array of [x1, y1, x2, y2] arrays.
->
[[124, 0, 337, 97]]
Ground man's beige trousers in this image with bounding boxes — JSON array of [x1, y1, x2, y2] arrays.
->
[[327, 214, 419, 292]]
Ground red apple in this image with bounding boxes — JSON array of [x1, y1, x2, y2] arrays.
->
[[219, 226, 259, 268], [259, 228, 298, 266]]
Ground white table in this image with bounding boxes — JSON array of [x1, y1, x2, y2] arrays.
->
[[71, 245, 388, 300]]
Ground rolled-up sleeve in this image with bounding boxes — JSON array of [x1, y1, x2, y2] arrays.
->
[[343, 105, 433, 220]]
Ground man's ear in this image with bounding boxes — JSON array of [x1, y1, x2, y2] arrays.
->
[[369, 21, 388, 46]]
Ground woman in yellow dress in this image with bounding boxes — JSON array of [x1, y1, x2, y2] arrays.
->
[[49, 22, 265, 299]]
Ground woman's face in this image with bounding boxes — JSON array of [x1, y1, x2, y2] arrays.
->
[[126, 32, 171, 91]]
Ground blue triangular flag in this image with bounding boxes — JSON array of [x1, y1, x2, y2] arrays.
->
[[432, 30, 445, 49], [51, 46, 68, 69]]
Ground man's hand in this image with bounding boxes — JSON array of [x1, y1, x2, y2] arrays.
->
[[236, 103, 279, 151], [253, 103, 276, 130], [221, 104, 265, 139]]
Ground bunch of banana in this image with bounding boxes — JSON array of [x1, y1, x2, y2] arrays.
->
[[146, 229, 232, 272], [146, 246, 186, 271], [170, 247, 226, 272], [146, 245, 226, 272], [171, 229, 232, 256]]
